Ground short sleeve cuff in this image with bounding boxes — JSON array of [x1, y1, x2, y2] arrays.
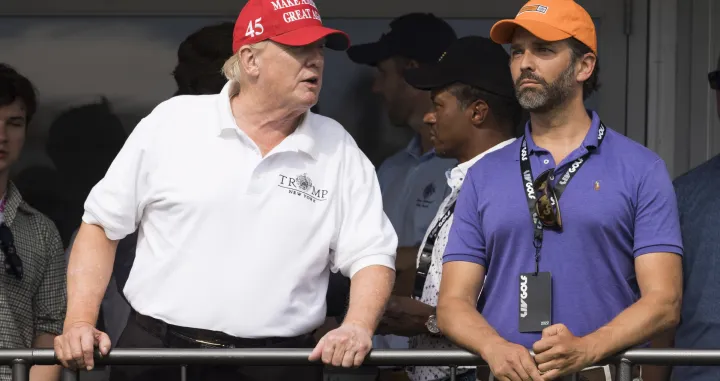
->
[[81, 211, 127, 241], [346, 253, 396, 278], [634, 244, 684, 258], [443, 253, 487, 267]]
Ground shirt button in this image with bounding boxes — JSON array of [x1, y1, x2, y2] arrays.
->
[[543, 159, 550, 164]]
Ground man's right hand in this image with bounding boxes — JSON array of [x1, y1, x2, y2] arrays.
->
[[54, 322, 111, 371], [482, 338, 543, 381]]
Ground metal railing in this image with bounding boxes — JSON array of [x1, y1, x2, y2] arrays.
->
[[2, 348, 720, 381]]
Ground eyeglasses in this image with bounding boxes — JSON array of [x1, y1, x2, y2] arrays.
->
[[709, 70, 719, 90], [533, 169, 562, 230], [0, 224, 22, 280]]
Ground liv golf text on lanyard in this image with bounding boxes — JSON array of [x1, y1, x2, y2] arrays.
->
[[517, 123, 606, 332]]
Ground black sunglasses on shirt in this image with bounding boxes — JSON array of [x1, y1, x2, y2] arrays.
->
[[709, 70, 719, 90], [0, 223, 22, 280], [533, 169, 563, 230]]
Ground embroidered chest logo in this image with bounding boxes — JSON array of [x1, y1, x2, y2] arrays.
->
[[518, 4, 549, 16], [278, 173, 329, 203], [417, 182, 437, 208]]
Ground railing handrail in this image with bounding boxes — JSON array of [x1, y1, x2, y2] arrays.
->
[[2, 348, 720, 366]]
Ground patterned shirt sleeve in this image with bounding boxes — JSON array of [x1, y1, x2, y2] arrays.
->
[[33, 219, 67, 336]]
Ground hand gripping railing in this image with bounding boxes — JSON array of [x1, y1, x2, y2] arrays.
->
[[2, 348, 720, 381]]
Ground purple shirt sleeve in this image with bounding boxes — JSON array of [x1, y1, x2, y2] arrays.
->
[[633, 159, 684, 257], [443, 166, 487, 267]]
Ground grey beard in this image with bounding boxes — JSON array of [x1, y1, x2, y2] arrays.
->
[[515, 64, 576, 113]]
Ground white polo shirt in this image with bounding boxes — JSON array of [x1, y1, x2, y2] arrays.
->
[[82, 81, 398, 338]]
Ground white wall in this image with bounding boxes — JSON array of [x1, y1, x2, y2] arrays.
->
[[0, 0, 612, 18], [672, 0, 720, 177]]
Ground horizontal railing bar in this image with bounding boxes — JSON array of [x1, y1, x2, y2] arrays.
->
[[620, 349, 720, 365], [6, 349, 488, 366], [2, 348, 720, 366]]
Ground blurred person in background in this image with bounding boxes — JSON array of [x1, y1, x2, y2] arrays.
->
[[345, 16, 457, 379], [382, 35, 520, 381], [646, 53, 720, 381], [0, 63, 66, 381]]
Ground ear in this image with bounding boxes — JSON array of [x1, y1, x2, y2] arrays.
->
[[469, 100, 489, 126], [239, 46, 261, 78], [575, 53, 596, 83]]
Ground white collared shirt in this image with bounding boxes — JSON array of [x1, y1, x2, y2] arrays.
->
[[83, 81, 398, 338], [409, 138, 516, 381]]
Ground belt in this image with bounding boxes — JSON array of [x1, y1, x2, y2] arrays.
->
[[132, 309, 313, 348], [476, 364, 641, 381]]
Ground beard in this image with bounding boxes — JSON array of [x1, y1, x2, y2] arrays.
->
[[514, 62, 576, 113]]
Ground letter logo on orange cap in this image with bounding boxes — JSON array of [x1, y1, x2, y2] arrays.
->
[[517, 4, 549, 16]]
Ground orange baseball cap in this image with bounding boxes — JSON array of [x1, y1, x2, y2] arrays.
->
[[490, 0, 597, 54]]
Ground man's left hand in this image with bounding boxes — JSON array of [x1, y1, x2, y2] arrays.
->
[[532, 324, 598, 380], [309, 322, 373, 368]]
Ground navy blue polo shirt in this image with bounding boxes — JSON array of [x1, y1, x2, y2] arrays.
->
[[443, 110, 683, 348], [671, 154, 720, 381]]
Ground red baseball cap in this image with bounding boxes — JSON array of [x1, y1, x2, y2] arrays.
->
[[232, 0, 350, 53]]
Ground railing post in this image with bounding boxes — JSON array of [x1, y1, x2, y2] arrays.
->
[[617, 358, 633, 381], [11, 360, 28, 381]]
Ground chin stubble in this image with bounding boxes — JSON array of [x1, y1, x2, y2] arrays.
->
[[515, 62, 576, 113]]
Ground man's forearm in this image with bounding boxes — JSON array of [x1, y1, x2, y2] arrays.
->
[[394, 246, 419, 295], [65, 223, 118, 327], [30, 333, 61, 381], [342, 265, 395, 333], [643, 328, 676, 381], [437, 297, 505, 357], [584, 294, 680, 363]]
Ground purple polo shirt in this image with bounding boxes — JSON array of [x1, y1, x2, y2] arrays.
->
[[443, 110, 683, 348]]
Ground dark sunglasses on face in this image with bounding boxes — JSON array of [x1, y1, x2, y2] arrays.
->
[[0, 223, 22, 280], [709, 70, 719, 90], [533, 169, 563, 230]]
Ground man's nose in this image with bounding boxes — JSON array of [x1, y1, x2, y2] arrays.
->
[[423, 112, 436, 125]]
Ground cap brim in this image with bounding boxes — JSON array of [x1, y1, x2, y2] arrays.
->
[[346, 41, 392, 66], [404, 64, 457, 91], [490, 19, 572, 45], [271, 25, 350, 51]]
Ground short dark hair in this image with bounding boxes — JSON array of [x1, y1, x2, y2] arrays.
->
[[447, 83, 523, 134], [0, 63, 37, 124], [566, 38, 600, 100], [173, 22, 234, 95]]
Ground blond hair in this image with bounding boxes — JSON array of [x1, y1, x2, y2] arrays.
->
[[222, 41, 270, 96]]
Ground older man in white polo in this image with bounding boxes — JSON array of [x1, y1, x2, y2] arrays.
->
[[54, 1, 398, 380]]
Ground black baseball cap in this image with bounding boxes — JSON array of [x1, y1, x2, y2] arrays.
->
[[404, 36, 515, 100], [346, 13, 457, 66]]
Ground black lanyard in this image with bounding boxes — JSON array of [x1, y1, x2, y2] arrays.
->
[[519, 123, 606, 274], [413, 199, 457, 299]]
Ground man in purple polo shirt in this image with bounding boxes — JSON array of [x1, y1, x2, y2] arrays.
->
[[436, 1, 683, 381]]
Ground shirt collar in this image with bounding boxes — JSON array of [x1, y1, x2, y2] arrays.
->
[[3, 182, 26, 227], [447, 138, 517, 187], [215, 81, 319, 159], [405, 135, 436, 161], [523, 109, 603, 153]]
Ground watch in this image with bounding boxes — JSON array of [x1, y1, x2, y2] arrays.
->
[[425, 314, 440, 334]]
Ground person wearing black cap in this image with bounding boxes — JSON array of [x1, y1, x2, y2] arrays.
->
[[374, 36, 520, 381], [345, 13, 457, 360]]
